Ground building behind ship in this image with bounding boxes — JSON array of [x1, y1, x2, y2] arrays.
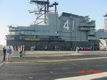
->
[[96, 13, 107, 50]]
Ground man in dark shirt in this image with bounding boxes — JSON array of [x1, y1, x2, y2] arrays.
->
[[3, 47, 6, 61]]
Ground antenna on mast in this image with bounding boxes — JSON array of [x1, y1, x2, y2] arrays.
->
[[53, 2, 58, 12]]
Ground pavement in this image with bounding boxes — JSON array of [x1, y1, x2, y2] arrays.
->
[[0, 52, 3, 64], [0, 51, 107, 80], [0, 58, 107, 80], [8, 51, 107, 63]]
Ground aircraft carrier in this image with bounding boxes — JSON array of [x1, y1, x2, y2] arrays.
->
[[6, 0, 98, 50]]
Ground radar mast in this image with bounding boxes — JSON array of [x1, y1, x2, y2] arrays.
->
[[30, 0, 58, 24]]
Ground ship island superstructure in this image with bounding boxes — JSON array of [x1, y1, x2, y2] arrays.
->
[[6, 0, 98, 50]]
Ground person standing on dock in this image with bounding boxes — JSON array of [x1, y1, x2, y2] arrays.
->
[[18, 46, 23, 58], [6, 46, 12, 61], [76, 46, 80, 53], [3, 47, 6, 61]]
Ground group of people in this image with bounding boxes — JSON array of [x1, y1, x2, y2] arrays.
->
[[3, 46, 13, 61], [2, 45, 25, 62]]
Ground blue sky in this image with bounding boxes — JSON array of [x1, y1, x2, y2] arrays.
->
[[0, 0, 107, 45]]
